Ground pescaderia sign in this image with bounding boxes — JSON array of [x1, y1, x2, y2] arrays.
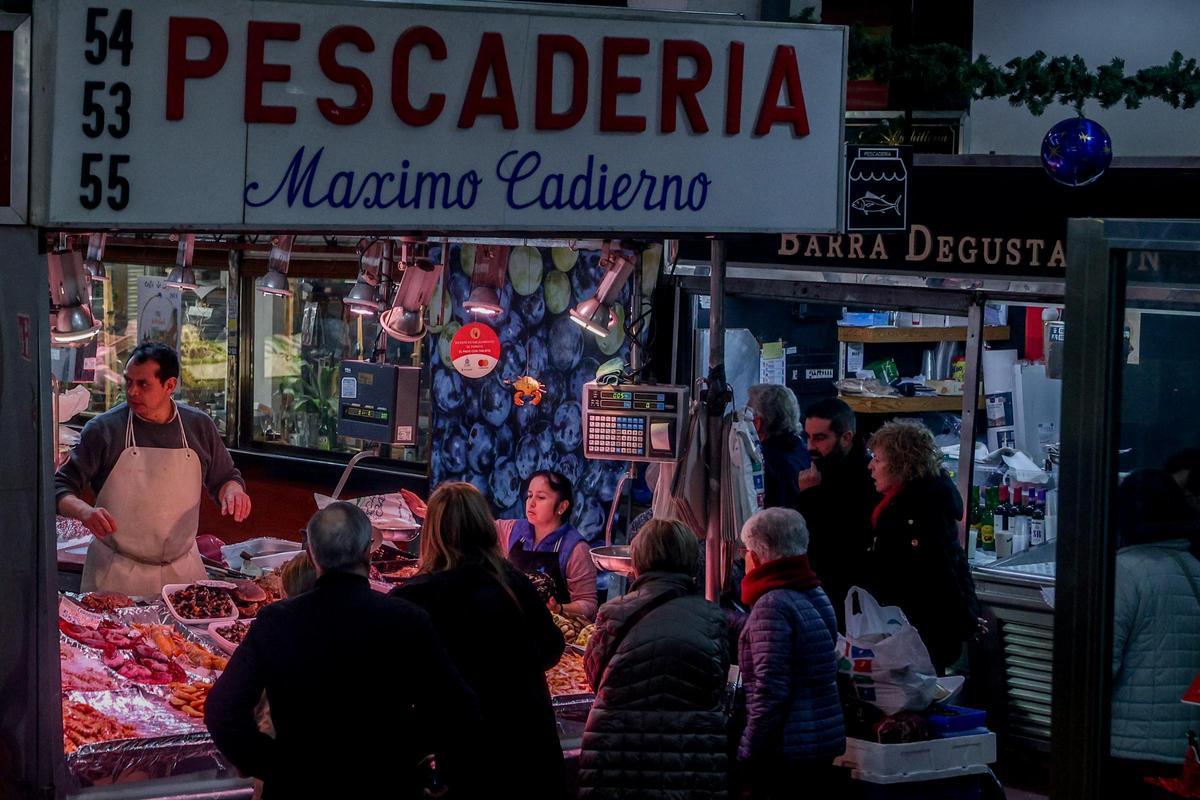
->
[[33, 0, 848, 233]]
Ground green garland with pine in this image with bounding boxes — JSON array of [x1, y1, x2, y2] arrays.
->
[[796, 13, 1200, 116]]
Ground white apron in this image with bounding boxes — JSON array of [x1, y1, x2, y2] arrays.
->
[[80, 403, 206, 595]]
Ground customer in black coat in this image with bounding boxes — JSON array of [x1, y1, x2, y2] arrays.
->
[[580, 519, 730, 800], [392, 482, 568, 800], [863, 420, 982, 674], [205, 502, 478, 800], [747, 384, 811, 510], [796, 398, 879, 625]]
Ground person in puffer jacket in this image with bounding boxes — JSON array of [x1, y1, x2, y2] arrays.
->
[[1109, 470, 1200, 795], [580, 519, 730, 800], [737, 507, 845, 799]]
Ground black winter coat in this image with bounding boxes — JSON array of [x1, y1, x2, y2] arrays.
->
[[864, 472, 981, 673], [760, 432, 811, 511], [393, 564, 567, 800], [205, 572, 479, 800], [796, 441, 879, 624], [580, 572, 730, 800]]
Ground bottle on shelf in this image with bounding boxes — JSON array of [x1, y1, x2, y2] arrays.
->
[[1011, 486, 1030, 553], [1012, 486, 1031, 538], [993, 484, 1010, 536], [980, 486, 997, 551], [968, 487, 982, 557], [1029, 489, 1046, 546]]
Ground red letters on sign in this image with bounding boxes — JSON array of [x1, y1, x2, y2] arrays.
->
[[535, 34, 588, 131], [753, 44, 810, 137], [458, 32, 519, 129], [391, 26, 447, 127], [600, 37, 649, 133], [317, 26, 375, 126], [165, 17, 229, 121], [661, 40, 711, 134], [245, 21, 300, 124], [725, 41, 745, 135]]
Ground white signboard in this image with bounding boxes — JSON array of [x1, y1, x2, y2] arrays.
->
[[136, 276, 181, 350], [35, 0, 847, 234]]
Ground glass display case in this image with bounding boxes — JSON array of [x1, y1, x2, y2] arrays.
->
[[57, 264, 231, 434], [249, 275, 430, 464]]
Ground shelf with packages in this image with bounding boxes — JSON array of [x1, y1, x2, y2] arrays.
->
[[839, 394, 986, 414], [837, 325, 1011, 344]]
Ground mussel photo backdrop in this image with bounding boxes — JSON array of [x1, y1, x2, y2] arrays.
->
[[429, 243, 660, 539]]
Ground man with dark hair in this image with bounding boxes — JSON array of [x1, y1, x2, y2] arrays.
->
[[206, 502, 480, 799], [55, 342, 252, 594], [795, 398, 878, 623]]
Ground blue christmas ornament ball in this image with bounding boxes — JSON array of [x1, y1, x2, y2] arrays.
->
[[1041, 117, 1112, 187]]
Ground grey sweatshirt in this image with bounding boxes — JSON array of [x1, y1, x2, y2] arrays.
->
[[55, 402, 244, 506]]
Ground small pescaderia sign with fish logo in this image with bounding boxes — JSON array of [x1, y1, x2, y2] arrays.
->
[[845, 145, 911, 233]]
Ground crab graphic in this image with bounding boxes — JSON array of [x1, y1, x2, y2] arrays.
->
[[506, 375, 546, 406]]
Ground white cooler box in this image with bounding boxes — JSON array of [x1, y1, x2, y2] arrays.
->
[[835, 731, 996, 778]]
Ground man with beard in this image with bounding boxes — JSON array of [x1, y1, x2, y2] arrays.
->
[[795, 399, 878, 626]]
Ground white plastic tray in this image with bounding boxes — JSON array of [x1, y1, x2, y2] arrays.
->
[[850, 763, 990, 785], [835, 731, 996, 777], [162, 583, 238, 627], [207, 619, 252, 654]]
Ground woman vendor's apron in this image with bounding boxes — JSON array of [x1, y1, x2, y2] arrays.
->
[[509, 538, 572, 605], [80, 404, 205, 595]]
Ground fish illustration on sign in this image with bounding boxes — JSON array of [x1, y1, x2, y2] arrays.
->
[[850, 192, 902, 215]]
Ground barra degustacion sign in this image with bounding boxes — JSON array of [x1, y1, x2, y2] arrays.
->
[[34, 0, 847, 234]]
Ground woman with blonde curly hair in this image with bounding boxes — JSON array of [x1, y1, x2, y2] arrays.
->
[[863, 420, 981, 673]]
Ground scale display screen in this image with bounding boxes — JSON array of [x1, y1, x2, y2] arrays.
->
[[342, 406, 390, 422], [582, 382, 688, 463]]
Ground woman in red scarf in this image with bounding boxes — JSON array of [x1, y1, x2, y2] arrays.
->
[[735, 507, 846, 799], [864, 420, 982, 674]]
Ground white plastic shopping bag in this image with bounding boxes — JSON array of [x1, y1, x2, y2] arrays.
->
[[836, 586, 940, 715], [726, 412, 765, 536]]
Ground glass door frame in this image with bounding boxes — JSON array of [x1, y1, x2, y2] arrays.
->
[[1055, 217, 1200, 799]]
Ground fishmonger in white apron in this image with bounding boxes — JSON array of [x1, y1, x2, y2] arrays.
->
[[81, 403, 206, 595]]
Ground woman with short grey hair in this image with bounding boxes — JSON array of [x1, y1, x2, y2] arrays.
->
[[745, 385, 811, 510], [580, 519, 730, 799], [734, 507, 844, 798], [741, 506, 811, 563]]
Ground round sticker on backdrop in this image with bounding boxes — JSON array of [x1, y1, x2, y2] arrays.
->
[[449, 322, 502, 379]]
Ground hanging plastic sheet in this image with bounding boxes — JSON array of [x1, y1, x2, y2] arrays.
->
[[669, 401, 708, 538]]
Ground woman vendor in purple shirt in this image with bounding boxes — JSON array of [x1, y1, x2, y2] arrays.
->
[[496, 470, 598, 621]]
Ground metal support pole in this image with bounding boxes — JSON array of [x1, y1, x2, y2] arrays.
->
[[955, 296, 985, 545], [705, 239, 727, 603]]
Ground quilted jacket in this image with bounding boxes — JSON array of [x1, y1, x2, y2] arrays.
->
[[1111, 540, 1200, 763], [737, 583, 845, 764], [579, 571, 730, 800]]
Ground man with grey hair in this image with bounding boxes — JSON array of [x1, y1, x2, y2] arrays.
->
[[735, 507, 845, 798], [746, 384, 811, 511], [206, 502, 479, 798]]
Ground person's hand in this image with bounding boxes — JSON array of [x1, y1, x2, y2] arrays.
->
[[547, 598, 562, 615], [83, 506, 117, 538], [219, 481, 252, 522], [798, 464, 821, 492], [973, 616, 990, 640]]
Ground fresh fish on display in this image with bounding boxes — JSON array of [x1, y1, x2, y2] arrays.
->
[[850, 192, 902, 214]]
